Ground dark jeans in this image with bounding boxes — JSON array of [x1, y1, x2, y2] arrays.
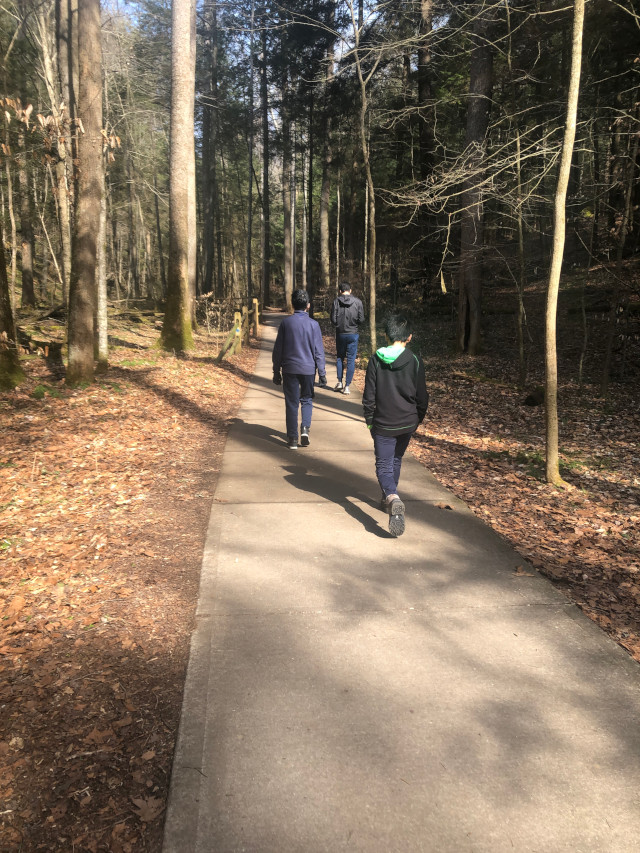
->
[[282, 373, 315, 439], [336, 333, 359, 386], [373, 431, 413, 499]]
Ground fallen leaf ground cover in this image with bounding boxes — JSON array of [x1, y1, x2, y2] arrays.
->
[[1, 316, 259, 852]]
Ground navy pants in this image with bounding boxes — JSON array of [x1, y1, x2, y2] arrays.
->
[[336, 333, 359, 386], [373, 431, 413, 499], [282, 373, 315, 439]]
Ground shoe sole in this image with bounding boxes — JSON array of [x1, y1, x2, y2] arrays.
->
[[300, 433, 310, 447], [388, 499, 405, 537]]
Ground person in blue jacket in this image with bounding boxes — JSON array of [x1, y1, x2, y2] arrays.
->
[[273, 289, 327, 449], [362, 313, 429, 537]]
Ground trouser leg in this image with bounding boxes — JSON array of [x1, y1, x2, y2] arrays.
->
[[298, 374, 315, 429], [344, 334, 359, 386], [373, 433, 399, 498], [392, 431, 412, 492], [282, 373, 300, 439], [335, 334, 346, 381]]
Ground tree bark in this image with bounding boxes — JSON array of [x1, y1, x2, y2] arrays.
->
[[545, 0, 585, 485], [96, 176, 108, 369], [319, 17, 335, 296], [17, 129, 36, 307], [162, 0, 195, 351], [457, 5, 493, 355], [187, 0, 197, 313], [282, 72, 293, 308], [67, 0, 102, 385], [0, 222, 24, 389], [260, 16, 270, 306]]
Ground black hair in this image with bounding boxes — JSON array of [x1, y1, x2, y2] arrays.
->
[[338, 281, 351, 293], [384, 313, 412, 343], [292, 289, 309, 310]]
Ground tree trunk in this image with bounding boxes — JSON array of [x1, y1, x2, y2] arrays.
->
[[18, 130, 36, 307], [153, 173, 167, 297], [187, 0, 197, 315], [260, 16, 270, 306], [545, 0, 585, 485], [417, 0, 434, 181], [282, 72, 293, 308], [246, 0, 255, 304], [319, 23, 335, 296], [37, 4, 72, 303], [67, 0, 102, 385], [162, 0, 195, 351], [96, 177, 108, 369], [0, 222, 24, 389], [457, 6, 493, 355]]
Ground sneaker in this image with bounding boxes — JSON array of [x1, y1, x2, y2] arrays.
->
[[342, 385, 351, 395], [333, 381, 343, 392], [300, 426, 310, 447], [287, 437, 298, 449], [388, 497, 405, 537]]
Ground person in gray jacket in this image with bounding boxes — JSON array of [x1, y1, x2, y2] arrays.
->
[[330, 281, 365, 395]]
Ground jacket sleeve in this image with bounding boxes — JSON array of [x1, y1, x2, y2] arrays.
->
[[357, 299, 365, 325], [415, 356, 429, 423], [330, 299, 338, 327], [272, 324, 284, 374], [362, 357, 377, 425], [313, 321, 326, 374]]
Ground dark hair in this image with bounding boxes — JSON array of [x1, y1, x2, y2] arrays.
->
[[338, 281, 351, 293], [292, 289, 309, 310], [384, 313, 412, 343]]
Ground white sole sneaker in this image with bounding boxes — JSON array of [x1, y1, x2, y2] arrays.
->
[[388, 498, 405, 537]]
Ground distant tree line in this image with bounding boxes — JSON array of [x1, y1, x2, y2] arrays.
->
[[0, 0, 638, 393]]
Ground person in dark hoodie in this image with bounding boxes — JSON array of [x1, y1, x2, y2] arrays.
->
[[273, 289, 327, 449], [330, 281, 365, 395], [362, 313, 429, 537]]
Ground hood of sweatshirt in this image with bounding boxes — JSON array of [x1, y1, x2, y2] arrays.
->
[[337, 294, 356, 307], [375, 344, 414, 370]]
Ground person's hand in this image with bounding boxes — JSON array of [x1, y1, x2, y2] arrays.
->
[[318, 373, 327, 388], [273, 371, 282, 385]]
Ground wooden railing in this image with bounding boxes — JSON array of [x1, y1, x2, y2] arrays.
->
[[216, 298, 260, 362]]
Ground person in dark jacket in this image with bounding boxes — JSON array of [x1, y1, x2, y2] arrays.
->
[[273, 289, 327, 449], [362, 313, 428, 537], [330, 281, 365, 395]]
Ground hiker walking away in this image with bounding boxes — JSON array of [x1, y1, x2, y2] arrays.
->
[[362, 313, 428, 537], [273, 289, 327, 450], [330, 281, 365, 395]]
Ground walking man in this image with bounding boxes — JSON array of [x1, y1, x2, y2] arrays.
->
[[330, 281, 365, 395], [273, 289, 327, 449], [362, 313, 429, 537]]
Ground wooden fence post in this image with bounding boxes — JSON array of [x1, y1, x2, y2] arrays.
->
[[232, 310, 242, 354], [241, 305, 249, 346], [252, 298, 260, 337]]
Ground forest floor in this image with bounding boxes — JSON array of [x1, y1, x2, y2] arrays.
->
[[1, 290, 639, 852]]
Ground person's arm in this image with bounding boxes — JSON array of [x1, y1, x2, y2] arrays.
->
[[272, 324, 283, 382], [362, 357, 377, 427], [357, 299, 365, 325], [415, 356, 429, 423], [330, 299, 338, 327], [313, 322, 327, 384]]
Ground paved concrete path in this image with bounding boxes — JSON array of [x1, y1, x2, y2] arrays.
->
[[163, 315, 640, 852]]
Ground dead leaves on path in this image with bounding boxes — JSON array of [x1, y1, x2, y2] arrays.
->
[[0, 327, 259, 852]]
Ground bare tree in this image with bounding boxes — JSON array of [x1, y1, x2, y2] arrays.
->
[[162, 0, 194, 351], [67, 0, 103, 384], [0, 222, 24, 388], [545, 0, 585, 485]]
